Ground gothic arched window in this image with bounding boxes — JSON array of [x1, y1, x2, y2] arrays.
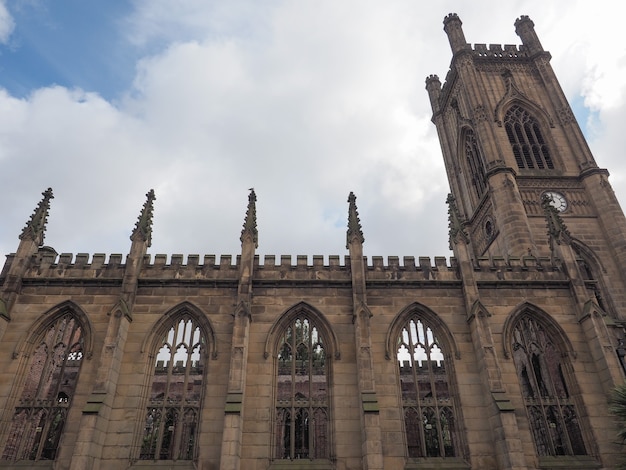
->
[[2, 313, 84, 462], [511, 315, 587, 456], [140, 315, 207, 461], [464, 129, 487, 198], [396, 315, 460, 458], [274, 315, 329, 460], [504, 105, 554, 170]]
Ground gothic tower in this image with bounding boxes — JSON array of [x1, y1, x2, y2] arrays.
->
[[427, 14, 626, 468], [426, 14, 626, 317]]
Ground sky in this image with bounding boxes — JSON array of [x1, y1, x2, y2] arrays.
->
[[0, 0, 625, 264]]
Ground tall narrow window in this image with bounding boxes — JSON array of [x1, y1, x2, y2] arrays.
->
[[2, 313, 84, 462], [504, 105, 554, 170], [511, 315, 586, 456], [275, 316, 329, 460], [140, 316, 206, 461], [397, 316, 460, 458], [464, 129, 487, 198]]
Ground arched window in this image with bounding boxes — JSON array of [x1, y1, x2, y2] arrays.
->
[[274, 315, 329, 460], [504, 105, 554, 170], [2, 313, 84, 462], [140, 315, 207, 461], [511, 315, 586, 456], [464, 129, 487, 198], [396, 315, 460, 458]]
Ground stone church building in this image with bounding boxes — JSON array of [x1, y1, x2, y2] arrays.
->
[[1, 14, 626, 470]]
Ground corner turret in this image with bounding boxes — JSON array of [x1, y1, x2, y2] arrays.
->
[[514, 15, 544, 56], [443, 13, 468, 55], [425, 74, 442, 117]]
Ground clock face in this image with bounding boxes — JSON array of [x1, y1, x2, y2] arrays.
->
[[544, 191, 567, 212]]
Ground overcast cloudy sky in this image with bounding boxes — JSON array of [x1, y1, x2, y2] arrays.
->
[[0, 1, 624, 263]]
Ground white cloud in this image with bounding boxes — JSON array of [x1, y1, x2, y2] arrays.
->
[[1, 1, 625, 263], [0, 0, 15, 44]]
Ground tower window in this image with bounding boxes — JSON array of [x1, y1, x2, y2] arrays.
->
[[396, 316, 460, 458], [274, 316, 329, 460], [2, 313, 84, 462], [504, 105, 554, 170], [511, 315, 586, 456], [464, 130, 487, 198], [140, 316, 206, 461]]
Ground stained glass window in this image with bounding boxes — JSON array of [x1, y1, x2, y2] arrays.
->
[[397, 316, 459, 458], [511, 315, 586, 456], [140, 315, 206, 460], [504, 105, 554, 170], [2, 313, 84, 462], [274, 316, 329, 460]]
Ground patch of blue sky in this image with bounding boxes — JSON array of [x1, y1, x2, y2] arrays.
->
[[0, 1, 136, 100], [569, 94, 599, 140]]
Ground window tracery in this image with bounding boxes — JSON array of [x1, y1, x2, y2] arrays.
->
[[504, 105, 554, 170], [511, 315, 586, 456], [140, 315, 206, 461], [2, 313, 84, 462], [396, 315, 460, 458], [274, 315, 329, 460]]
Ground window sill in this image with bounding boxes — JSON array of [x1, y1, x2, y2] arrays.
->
[[130, 461, 196, 469], [0, 462, 54, 469], [268, 459, 334, 470], [538, 455, 601, 469], [405, 457, 470, 470]]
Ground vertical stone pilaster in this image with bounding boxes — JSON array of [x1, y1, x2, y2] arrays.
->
[[69, 190, 155, 469], [449, 196, 528, 469], [346, 193, 383, 470], [219, 190, 257, 470]]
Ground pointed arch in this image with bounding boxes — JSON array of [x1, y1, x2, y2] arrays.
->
[[12, 300, 93, 360], [136, 301, 214, 462], [141, 301, 217, 359], [2, 301, 89, 462], [502, 302, 575, 360], [387, 302, 465, 460], [386, 302, 460, 361], [494, 70, 554, 130], [268, 302, 335, 461], [458, 126, 488, 201], [571, 238, 616, 318], [503, 303, 588, 457], [500, 102, 556, 170], [264, 301, 340, 360]]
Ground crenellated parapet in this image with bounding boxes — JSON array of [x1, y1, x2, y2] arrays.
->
[[0, 250, 573, 286]]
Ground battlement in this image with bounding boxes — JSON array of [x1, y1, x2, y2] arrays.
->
[[472, 43, 527, 59], [0, 251, 569, 285]]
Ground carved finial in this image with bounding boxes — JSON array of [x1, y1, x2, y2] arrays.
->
[[20, 188, 54, 246], [542, 194, 571, 250], [346, 192, 364, 249], [131, 189, 156, 247], [241, 188, 258, 248], [447, 193, 469, 248]]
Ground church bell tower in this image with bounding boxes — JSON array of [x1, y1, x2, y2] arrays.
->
[[426, 14, 626, 314]]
